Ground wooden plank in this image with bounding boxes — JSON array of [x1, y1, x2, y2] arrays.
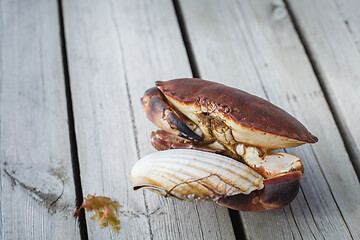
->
[[331, 0, 360, 51], [287, 0, 360, 179], [62, 0, 236, 239], [179, 0, 360, 239], [0, 0, 80, 239]]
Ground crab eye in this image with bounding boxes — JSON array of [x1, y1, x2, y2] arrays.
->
[[224, 108, 230, 113]]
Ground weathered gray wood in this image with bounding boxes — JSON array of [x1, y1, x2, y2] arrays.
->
[[287, 0, 360, 178], [0, 0, 80, 239], [180, 0, 360, 239], [62, 0, 235, 239], [331, 0, 360, 51]]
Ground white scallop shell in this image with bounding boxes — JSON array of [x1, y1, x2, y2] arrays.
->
[[129, 149, 264, 201]]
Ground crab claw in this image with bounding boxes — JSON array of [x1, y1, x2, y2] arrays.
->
[[151, 130, 224, 154], [141, 87, 203, 142], [217, 171, 302, 211]]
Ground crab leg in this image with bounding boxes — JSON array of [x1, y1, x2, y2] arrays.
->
[[236, 144, 304, 178], [141, 87, 203, 142]]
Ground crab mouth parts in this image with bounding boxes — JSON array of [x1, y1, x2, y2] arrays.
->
[[177, 111, 304, 178], [154, 109, 304, 180]]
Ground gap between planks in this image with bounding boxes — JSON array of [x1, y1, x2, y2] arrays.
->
[[57, 0, 89, 239], [173, 0, 246, 239], [173, 0, 200, 78], [283, 0, 359, 181]]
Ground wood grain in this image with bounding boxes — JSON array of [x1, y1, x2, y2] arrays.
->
[[0, 0, 80, 239], [62, 0, 235, 239], [286, 0, 360, 178], [331, 0, 360, 51], [179, 0, 360, 239]]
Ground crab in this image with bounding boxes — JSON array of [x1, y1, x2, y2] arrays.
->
[[136, 78, 318, 211]]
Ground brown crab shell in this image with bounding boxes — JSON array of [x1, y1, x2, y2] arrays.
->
[[156, 78, 318, 149]]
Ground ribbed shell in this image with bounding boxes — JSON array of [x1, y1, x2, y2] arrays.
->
[[129, 149, 264, 201]]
